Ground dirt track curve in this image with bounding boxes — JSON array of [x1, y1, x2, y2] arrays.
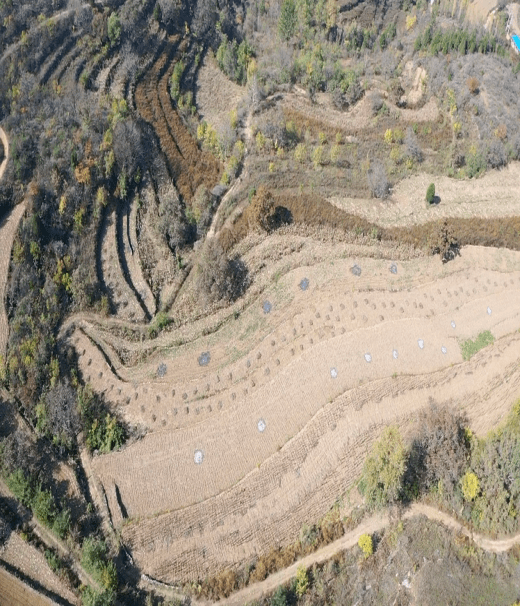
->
[[194, 503, 520, 606]]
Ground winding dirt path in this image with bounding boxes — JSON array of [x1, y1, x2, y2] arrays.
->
[[203, 503, 520, 606]]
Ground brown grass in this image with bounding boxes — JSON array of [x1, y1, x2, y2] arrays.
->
[[220, 190, 520, 256], [135, 38, 221, 204]]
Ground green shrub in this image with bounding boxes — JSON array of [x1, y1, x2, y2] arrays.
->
[[52, 507, 71, 539], [461, 471, 480, 501], [82, 538, 117, 591], [148, 311, 172, 337], [278, 0, 297, 40], [426, 183, 435, 204], [465, 147, 486, 178], [271, 586, 289, 606], [107, 12, 121, 47], [44, 549, 62, 573], [78, 386, 126, 453], [295, 565, 309, 597], [100, 561, 118, 592], [82, 538, 108, 576], [5, 470, 34, 506], [360, 426, 406, 508], [32, 488, 56, 526], [81, 587, 115, 606]]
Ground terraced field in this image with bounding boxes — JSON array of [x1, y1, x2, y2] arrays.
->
[[69, 239, 520, 581], [0, 568, 62, 606]]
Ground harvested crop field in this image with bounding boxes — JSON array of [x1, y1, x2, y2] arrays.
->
[[78, 242, 520, 581], [0, 532, 76, 605]]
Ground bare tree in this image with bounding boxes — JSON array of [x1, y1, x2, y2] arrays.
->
[[367, 160, 390, 199], [113, 119, 146, 176], [407, 401, 469, 502], [405, 127, 423, 162]]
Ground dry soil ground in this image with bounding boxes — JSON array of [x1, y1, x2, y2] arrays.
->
[[195, 52, 245, 135], [465, 0, 498, 25]]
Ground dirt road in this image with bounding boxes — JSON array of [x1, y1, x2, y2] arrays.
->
[[0, 128, 25, 358], [208, 503, 520, 606]]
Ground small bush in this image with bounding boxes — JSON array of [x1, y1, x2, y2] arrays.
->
[[44, 549, 62, 573], [426, 183, 435, 204], [312, 145, 324, 168], [81, 587, 115, 606], [461, 471, 480, 501], [195, 239, 248, 304], [295, 565, 309, 597], [487, 141, 506, 169], [294, 143, 307, 163], [405, 127, 423, 162], [429, 219, 459, 262], [358, 533, 373, 558], [271, 586, 289, 606], [360, 426, 406, 507], [466, 77, 479, 94], [107, 12, 121, 47], [465, 146, 486, 178]]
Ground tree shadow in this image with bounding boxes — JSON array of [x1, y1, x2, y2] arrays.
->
[[115, 483, 128, 520]]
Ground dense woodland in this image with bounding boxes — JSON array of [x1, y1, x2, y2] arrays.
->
[[1, 0, 520, 604]]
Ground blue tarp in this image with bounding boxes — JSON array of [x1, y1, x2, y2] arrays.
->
[[513, 35, 520, 52]]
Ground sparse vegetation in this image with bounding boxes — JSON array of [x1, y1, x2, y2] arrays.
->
[[460, 331, 495, 361]]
